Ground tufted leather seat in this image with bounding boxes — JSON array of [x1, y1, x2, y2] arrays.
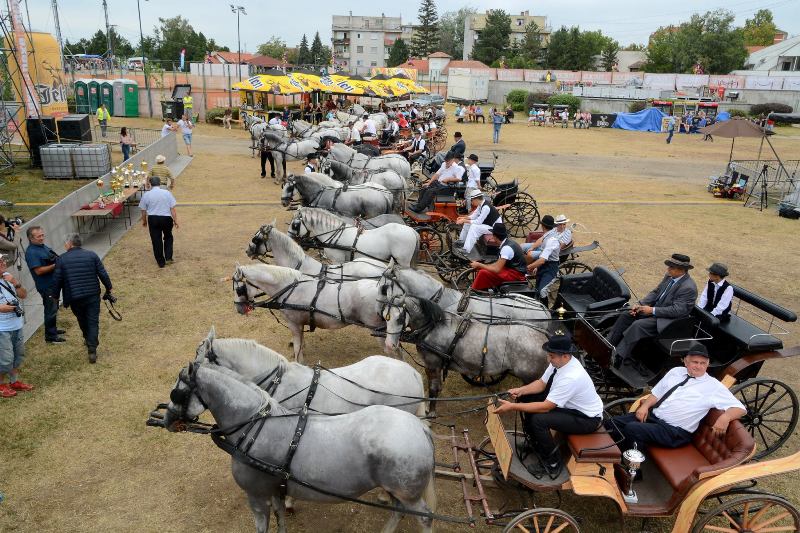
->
[[567, 430, 622, 463], [558, 266, 631, 315], [649, 409, 755, 491]]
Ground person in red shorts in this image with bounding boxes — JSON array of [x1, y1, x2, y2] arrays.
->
[[470, 223, 528, 291]]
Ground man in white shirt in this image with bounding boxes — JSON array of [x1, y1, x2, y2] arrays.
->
[[399, 130, 425, 163], [408, 151, 465, 214], [347, 122, 362, 146], [526, 215, 566, 299], [304, 153, 319, 174], [522, 214, 573, 257], [160, 118, 177, 138], [494, 333, 604, 474], [608, 342, 745, 450], [698, 263, 733, 317], [268, 115, 281, 126], [456, 189, 502, 253], [464, 153, 481, 199], [360, 114, 377, 139], [140, 176, 179, 268]]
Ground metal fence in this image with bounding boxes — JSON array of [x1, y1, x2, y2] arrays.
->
[[90, 124, 163, 154], [728, 159, 800, 209]]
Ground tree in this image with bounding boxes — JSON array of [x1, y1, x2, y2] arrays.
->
[[257, 36, 288, 59], [63, 28, 135, 59], [516, 21, 543, 67], [600, 40, 620, 71], [438, 7, 477, 59], [411, 0, 440, 58], [472, 9, 511, 65], [297, 34, 310, 64], [387, 38, 410, 67], [309, 32, 330, 65], [744, 9, 777, 46], [544, 26, 609, 71], [151, 16, 218, 63], [622, 43, 645, 51]]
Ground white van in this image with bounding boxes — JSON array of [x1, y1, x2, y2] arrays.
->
[[127, 57, 147, 70]]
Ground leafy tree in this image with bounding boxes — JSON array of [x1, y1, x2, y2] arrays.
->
[[151, 16, 219, 63], [600, 40, 620, 71], [296, 35, 310, 64], [438, 7, 477, 59], [518, 21, 543, 67], [622, 43, 645, 51], [411, 0, 440, 58], [387, 38, 410, 67], [743, 9, 777, 46], [64, 28, 135, 59], [545, 26, 609, 71], [310, 32, 330, 65], [258, 36, 288, 59], [472, 10, 511, 65]]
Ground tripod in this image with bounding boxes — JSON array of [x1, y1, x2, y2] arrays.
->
[[744, 164, 770, 211]]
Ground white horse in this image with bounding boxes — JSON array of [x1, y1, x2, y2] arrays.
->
[[261, 132, 322, 182], [163, 363, 436, 533], [290, 120, 350, 143], [280, 172, 394, 219], [231, 264, 387, 362], [327, 142, 411, 179], [246, 223, 387, 279], [288, 207, 419, 267], [321, 157, 407, 211]]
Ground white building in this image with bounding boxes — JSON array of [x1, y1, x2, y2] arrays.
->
[[463, 10, 550, 61], [745, 35, 800, 72], [331, 14, 403, 73]]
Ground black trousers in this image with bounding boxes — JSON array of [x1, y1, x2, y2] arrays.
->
[[69, 295, 100, 351], [606, 413, 692, 450], [607, 312, 658, 359], [519, 393, 602, 459], [413, 181, 449, 212], [148, 215, 174, 267], [260, 150, 286, 178], [41, 291, 59, 340]]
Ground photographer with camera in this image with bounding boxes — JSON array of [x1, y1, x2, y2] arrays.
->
[[51, 234, 113, 364], [24, 226, 65, 343], [0, 214, 23, 253], [0, 254, 30, 398]]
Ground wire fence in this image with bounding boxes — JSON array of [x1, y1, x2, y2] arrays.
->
[[89, 124, 163, 153]]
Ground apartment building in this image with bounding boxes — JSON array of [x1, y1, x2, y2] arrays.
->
[[463, 10, 551, 60], [332, 13, 406, 73]]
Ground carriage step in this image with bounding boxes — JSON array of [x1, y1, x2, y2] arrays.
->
[[609, 357, 656, 389], [449, 427, 494, 524]]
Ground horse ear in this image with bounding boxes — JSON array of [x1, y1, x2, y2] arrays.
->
[[271, 218, 277, 226], [207, 326, 216, 343], [388, 258, 395, 270]]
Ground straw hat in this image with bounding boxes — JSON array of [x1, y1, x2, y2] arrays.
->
[[155, 154, 166, 164]]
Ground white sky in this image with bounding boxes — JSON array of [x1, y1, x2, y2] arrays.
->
[[27, 0, 800, 56]]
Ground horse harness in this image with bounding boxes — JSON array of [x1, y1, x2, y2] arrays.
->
[[291, 214, 395, 264]]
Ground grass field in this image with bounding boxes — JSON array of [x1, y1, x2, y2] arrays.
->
[[0, 113, 799, 532]]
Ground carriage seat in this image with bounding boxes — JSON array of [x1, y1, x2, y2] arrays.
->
[[567, 430, 621, 463], [649, 409, 755, 492], [558, 266, 631, 316], [712, 285, 795, 353]]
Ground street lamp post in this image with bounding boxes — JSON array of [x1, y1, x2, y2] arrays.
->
[[136, 0, 153, 117], [230, 5, 246, 81]]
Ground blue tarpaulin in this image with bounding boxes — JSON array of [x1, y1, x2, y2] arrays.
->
[[716, 111, 731, 121], [612, 107, 667, 132]]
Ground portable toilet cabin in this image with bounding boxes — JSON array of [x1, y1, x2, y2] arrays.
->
[[87, 79, 101, 113], [112, 79, 139, 117], [99, 80, 114, 115], [74, 79, 92, 113]]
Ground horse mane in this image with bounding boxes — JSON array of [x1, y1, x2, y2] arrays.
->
[[269, 227, 305, 261], [413, 296, 445, 324], [241, 263, 302, 285], [299, 172, 341, 188], [299, 207, 349, 229], [211, 337, 290, 373]]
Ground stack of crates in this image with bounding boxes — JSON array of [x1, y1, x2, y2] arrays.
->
[[72, 144, 111, 178]]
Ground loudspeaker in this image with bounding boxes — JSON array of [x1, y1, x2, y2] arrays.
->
[[26, 116, 57, 167], [57, 114, 92, 143]]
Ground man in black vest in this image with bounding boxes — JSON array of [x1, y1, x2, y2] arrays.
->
[[449, 131, 466, 159], [470, 224, 527, 291], [697, 263, 733, 318], [455, 189, 502, 253]]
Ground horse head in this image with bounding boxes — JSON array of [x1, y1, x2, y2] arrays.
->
[[280, 175, 297, 207], [287, 210, 306, 240], [163, 361, 206, 432], [231, 264, 255, 316], [246, 220, 276, 260]]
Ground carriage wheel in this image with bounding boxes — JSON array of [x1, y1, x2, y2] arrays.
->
[[503, 201, 541, 238], [730, 378, 799, 461], [559, 261, 593, 276], [453, 268, 476, 290], [461, 371, 508, 388], [484, 176, 498, 193], [602, 397, 640, 418], [415, 227, 444, 265], [503, 508, 581, 533], [692, 494, 800, 533]]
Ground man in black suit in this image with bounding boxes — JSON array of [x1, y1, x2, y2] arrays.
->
[[607, 253, 698, 364], [449, 131, 466, 159]]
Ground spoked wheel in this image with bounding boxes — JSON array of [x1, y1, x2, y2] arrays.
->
[[503, 200, 541, 238], [730, 378, 799, 460], [484, 176, 498, 193], [453, 268, 476, 290], [415, 227, 444, 265], [692, 494, 800, 533], [602, 397, 640, 418], [503, 508, 581, 533], [461, 371, 508, 387], [559, 261, 593, 276]]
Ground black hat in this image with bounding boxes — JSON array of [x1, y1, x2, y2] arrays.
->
[[467, 153, 479, 162], [444, 151, 456, 160], [540, 215, 555, 229], [542, 334, 577, 355], [306, 152, 319, 161], [665, 253, 694, 270], [707, 262, 729, 278], [454, 131, 462, 137], [683, 341, 709, 358], [490, 223, 508, 240]]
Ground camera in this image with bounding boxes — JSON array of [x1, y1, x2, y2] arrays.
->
[[46, 249, 59, 265], [103, 292, 117, 304], [3, 215, 24, 241], [7, 298, 23, 317]]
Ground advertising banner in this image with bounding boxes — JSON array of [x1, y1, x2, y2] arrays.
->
[[581, 71, 613, 85], [708, 75, 746, 89], [612, 72, 644, 85], [524, 70, 547, 82], [745, 76, 783, 90], [552, 70, 581, 82], [368, 67, 418, 80], [675, 74, 709, 89], [782, 78, 800, 91], [643, 73, 676, 90], [590, 113, 617, 128]]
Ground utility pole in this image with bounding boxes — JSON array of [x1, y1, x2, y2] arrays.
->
[[230, 5, 246, 81], [51, 0, 65, 71], [102, 0, 112, 65], [136, 0, 153, 117]]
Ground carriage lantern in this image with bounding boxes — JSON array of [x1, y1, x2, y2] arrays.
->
[[622, 444, 645, 503]]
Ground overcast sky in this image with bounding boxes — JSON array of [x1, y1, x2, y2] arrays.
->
[[30, 0, 800, 56]]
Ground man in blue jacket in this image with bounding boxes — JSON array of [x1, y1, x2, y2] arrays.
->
[[51, 234, 114, 363]]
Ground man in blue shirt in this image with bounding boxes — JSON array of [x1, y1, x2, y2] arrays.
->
[[0, 254, 30, 397], [139, 176, 179, 268], [25, 225, 65, 343]]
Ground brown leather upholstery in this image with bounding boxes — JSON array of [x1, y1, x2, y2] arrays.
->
[[567, 430, 622, 463], [649, 409, 755, 491]]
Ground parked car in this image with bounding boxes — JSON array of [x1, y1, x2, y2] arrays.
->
[[412, 94, 445, 106]]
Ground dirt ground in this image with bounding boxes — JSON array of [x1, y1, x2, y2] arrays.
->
[[1, 114, 799, 532]]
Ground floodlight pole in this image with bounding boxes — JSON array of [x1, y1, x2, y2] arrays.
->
[[231, 5, 246, 81], [137, 0, 153, 117]]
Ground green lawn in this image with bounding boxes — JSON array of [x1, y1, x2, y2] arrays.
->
[[0, 167, 92, 220]]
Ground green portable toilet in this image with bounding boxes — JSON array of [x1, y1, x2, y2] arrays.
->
[[87, 79, 101, 113], [99, 80, 114, 115], [74, 79, 91, 113], [112, 79, 139, 117]]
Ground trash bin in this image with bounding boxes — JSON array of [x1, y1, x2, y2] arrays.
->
[[160, 83, 191, 120], [100, 80, 114, 115], [74, 79, 92, 113], [87, 79, 101, 113], [112, 79, 139, 117]]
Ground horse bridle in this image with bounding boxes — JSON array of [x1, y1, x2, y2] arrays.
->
[[167, 362, 208, 421], [378, 291, 409, 336], [249, 225, 274, 262]]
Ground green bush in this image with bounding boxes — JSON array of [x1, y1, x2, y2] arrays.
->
[[628, 101, 647, 113], [205, 106, 241, 123], [750, 103, 793, 116], [67, 95, 76, 113], [728, 109, 748, 118], [526, 91, 551, 111], [506, 90, 529, 112], [547, 94, 581, 114]]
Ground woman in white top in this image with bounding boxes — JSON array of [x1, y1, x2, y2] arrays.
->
[[176, 113, 194, 157]]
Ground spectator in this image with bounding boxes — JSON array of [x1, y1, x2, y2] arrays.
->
[[161, 118, 177, 138], [96, 103, 110, 137], [51, 233, 114, 364], [150, 154, 174, 190], [182, 89, 193, 119], [0, 215, 20, 254], [505, 105, 514, 124], [140, 176, 179, 268], [119, 127, 135, 161], [492, 108, 504, 144], [474, 105, 485, 123], [527, 108, 537, 127], [177, 113, 194, 157], [222, 108, 233, 130], [0, 254, 30, 398], [25, 226, 65, 344], [666, 115, 676, 144]]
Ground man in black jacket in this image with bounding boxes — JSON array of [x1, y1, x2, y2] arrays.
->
[[51, 234, 113, 363]]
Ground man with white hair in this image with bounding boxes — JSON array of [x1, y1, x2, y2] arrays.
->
[[360, 113, 377, 140], [522, 214, 573, 259], [456, 190, 502, 253]]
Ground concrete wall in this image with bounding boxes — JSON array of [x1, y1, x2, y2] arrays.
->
[[14, 133, 187, 341]]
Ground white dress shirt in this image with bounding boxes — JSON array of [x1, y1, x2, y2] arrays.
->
[[466, 163, 480, 189], [435, 163, 465, 184], [540, 356, 604, 418], [698, 280, 734, 316]]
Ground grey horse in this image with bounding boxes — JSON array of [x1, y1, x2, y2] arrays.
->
[[380, 294, 551, 415], [261, 131, 323, 182], [280, 172, 394, 219], [321, 158, 407, 212], [327, 142, 411, 179], [288, 207, 420, 267], [163, 363, 436, 533]]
